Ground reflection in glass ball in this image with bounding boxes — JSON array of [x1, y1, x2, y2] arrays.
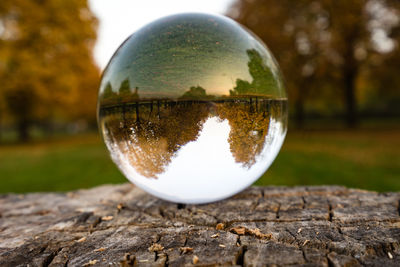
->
[[97, 13, 287, 204]]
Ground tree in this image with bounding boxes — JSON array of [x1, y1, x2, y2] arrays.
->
[[180, 86, 208, 99], [321, 0, 368, 127], [359, 0, 400, 117], [216, 101, 271, 167], [230, 49, 278, 97], [228, 0, 327, 128], [118, 79, 131, 96], [101, 101, 210, 178], [100, 82, 119, 106], [230, 79, 251, 96], [228, 0, 400, 128], [0, 0, 99, 141]]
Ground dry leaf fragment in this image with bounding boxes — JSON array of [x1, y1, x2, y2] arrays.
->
[[302, 240, 309, 246], [229, 226, 271, 239], [193, 255, 199, 264], [122, 253, 135, 265], [88, 260, 98, 265], [297, 228, 302, 234], [148, 243, 164, 252], [94, 247, 106, 252], [180, 247, 193, 254], [219, 244, 226, 248], [230, 227, 246, 235], [388, 252, 393, 259], [83, 259, 98, 266], [76, 237, 86, 243], [248, 228, 272, 239], [211, 233, 219, 238], [216, 223, 225, 230], [101, 216, 113, 221]]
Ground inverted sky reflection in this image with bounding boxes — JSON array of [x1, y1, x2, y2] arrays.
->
[[110, 116, 285, 203]]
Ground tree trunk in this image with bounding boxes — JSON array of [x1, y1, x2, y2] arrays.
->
[[0, 112, 2, 143], [294, 93, 305, 129], [5, 89, 34, 142], [1, 184, 399, 266], [17, 117, 30, 142], [341, 33, 359, 129], [344, 68, 357, 128]]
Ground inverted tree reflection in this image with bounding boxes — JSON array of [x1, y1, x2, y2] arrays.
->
[[99, 96, 287, 178], [102, 100, 210, 178], [216, 99, 271, 168]]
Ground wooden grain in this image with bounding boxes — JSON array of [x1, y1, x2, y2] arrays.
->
[[1, 184, 399, 266]]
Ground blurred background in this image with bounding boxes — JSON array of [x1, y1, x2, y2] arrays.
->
[[0, 0, 399, 194]]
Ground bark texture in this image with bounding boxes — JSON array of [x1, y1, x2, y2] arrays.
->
[[1, 184, 400, 266]]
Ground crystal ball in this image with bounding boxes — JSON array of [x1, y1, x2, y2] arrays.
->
[[98, 13, 287, 204]]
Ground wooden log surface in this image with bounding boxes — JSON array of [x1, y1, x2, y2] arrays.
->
[[1, 184, 400, 266]]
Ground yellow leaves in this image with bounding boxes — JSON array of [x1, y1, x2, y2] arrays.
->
[[101, 101, 210, 179], [0, 0, 99, 125], [216, 101, 271, 167]]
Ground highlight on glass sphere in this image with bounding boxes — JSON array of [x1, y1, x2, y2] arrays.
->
[[97, 13, 288, 204]]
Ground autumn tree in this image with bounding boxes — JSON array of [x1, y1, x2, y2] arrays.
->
[[0, 0, 99, 141], [228, 0, 329, 128], [101, 101, 210, 178], [229, 0, 400, 127], [216, 100, 271, 167], [362, 0, 400, 116]]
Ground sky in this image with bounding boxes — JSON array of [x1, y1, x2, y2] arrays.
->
[[88, 0, 235, 70]]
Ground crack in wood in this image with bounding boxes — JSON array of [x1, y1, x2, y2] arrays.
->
[[235, 245, 247, 266], [75, 212, 93, 224], [328, 202, 333, 222], [398, 200, 400, 217], [301, 196, 306, 209], [42, 247, 62, 267], [276, 203, 281, 219], [301, 248, 307, 263], [326, 254, 335, 267]]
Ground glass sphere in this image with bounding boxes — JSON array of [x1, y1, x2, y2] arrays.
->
[[98, 13, 287, 204]]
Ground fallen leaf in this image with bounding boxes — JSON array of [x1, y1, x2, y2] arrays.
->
[[216, 223, 225, 230], [76, 237, 86, 243], [179, 247, 193, 254], [193, 255, 199, 264], [211, 233, 219, 238], [101, 216, 113, 221], [230, 227, 246, 235], [148, 243, 164, 252]]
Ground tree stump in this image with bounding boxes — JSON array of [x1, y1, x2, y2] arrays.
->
[[1, 184, 399, 266]]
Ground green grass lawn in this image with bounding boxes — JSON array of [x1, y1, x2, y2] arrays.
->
[[0, 129, 399, 194]]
